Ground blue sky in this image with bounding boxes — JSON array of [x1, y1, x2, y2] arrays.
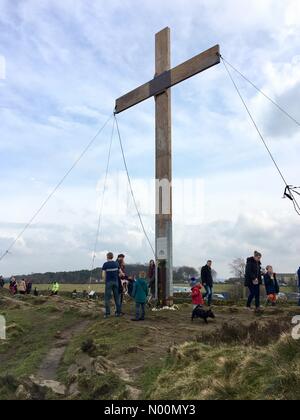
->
[[0, 0, 300, 277]]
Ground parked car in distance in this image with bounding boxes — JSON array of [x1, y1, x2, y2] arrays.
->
[[212, 293, 225, 301], [173, 286, 190, 294]]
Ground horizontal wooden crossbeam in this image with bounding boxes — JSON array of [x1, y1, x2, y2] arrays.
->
[[115, 44, 220, 114]]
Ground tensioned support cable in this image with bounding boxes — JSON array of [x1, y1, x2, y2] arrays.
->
[[220, 55, 300, 128], [114, 114, 156, 257], [0, 114, 114, 262], [220, 56, 300, 216], [89, 118, 115, 284]]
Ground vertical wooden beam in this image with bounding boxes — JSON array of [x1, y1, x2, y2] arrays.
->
[[155, 27, 173, 305]]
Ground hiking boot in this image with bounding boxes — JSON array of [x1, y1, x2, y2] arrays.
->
[[131, 319, 140, 322]]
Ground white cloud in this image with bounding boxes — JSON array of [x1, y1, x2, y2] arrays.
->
[[0, 0, 300, 278]]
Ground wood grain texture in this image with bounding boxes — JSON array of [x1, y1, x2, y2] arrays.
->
[[155, 28, 173, 303], [115, 44, 220, 114]]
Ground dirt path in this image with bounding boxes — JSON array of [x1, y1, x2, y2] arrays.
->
[[38, 320, 90, 380]]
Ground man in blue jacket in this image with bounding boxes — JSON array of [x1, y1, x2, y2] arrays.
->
[[102, 252, 121, 318]]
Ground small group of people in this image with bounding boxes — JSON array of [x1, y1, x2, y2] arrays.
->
[[245, 251, 276, 310], [8, 277, 33, 296], [190, 253, 300, 310], [102, 255, 218, 319], [245, 251, 300, 309], [102, 252, 154, 321], [0, 276, 41, 297]]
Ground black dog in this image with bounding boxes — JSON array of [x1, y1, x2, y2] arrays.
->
[[191, 306, 215, 323]]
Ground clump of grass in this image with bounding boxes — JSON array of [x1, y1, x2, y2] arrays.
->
[[146, 334, 300, 400], [81, 339, 97, 356], [0, 374, 19, 400], [77, 372, 126, 400], [196, 319, 291, 347]]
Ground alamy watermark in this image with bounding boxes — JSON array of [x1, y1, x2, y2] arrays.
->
[[0, 55, 6, 80], [0, 315, 6, 340], [96, 173, 205, 225], [292, 316, 300, 340]]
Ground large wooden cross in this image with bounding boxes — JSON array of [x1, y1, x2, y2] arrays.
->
[[115, 27, 220, 305]]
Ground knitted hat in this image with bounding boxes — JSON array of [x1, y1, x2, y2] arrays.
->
[[190, 277, 197, 287]]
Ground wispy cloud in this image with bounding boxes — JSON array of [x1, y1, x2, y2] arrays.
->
[[0, 0, 300, 277]]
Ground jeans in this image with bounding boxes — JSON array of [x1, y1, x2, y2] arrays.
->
[[247, 284, 260, 308], [105, 280, 121, 316], [203, 285, 213, 306], [135, 303, 145, 320]]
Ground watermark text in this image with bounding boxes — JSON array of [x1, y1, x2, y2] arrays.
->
[[0, 55, 6, 80], [0, 315, 6, 340]]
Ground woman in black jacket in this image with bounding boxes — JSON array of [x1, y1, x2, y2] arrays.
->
[[245, 251, 262, 310]]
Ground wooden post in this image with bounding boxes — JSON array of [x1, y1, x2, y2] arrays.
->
[[155, 28, 173, 305], [114, 29, 220, 305]]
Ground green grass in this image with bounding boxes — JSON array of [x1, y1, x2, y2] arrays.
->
[[76, 371, 128, 400], [0, 306, 78, 378], [1, 288, 300, 400], [58, 314, 150, 383], [145, 336, 300, 400]]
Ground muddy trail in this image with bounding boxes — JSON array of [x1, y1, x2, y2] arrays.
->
[[37, 320, 91, 381]]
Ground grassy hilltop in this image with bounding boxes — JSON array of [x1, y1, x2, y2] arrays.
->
[[0, 288, 300, 400]]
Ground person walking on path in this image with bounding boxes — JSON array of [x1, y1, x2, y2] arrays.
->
[[245, 251, 262, 310], [102, 252, 121, 318], [201, 260, 214, 306], [131, 272, 149, 322]]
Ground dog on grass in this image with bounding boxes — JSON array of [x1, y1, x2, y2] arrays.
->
[[191, 306, 215, 323]]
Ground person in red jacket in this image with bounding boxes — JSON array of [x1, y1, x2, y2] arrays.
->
[[190, 278, 204, 309]]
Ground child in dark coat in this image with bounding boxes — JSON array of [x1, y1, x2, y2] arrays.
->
[[264, 265, 279, 306], [132, 272, 148, 321]]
